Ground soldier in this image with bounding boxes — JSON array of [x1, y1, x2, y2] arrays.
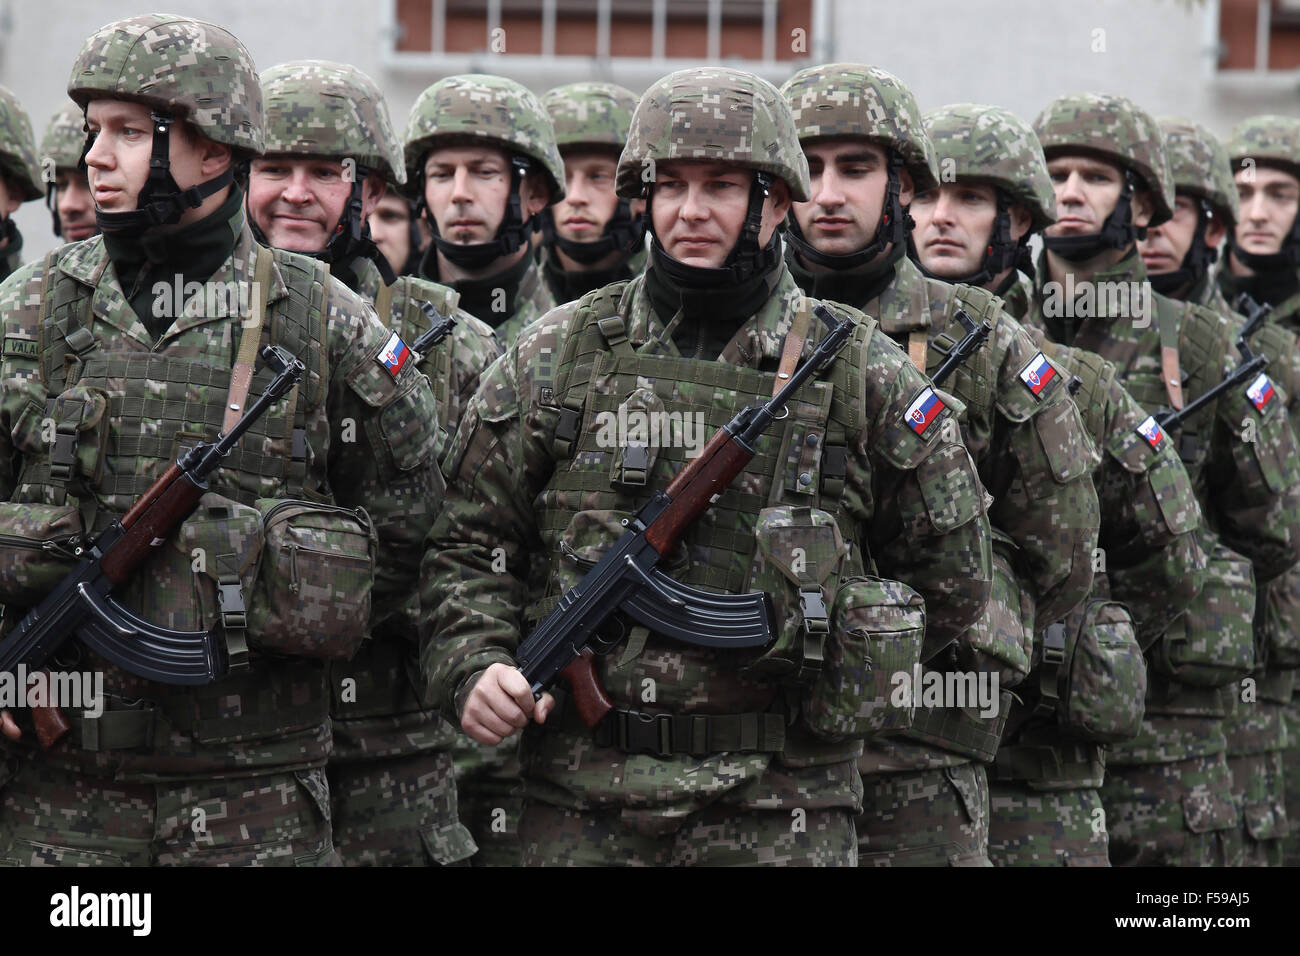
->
[[421, 66, 994, 866], [538, 82, 646, 303], [781, 66, 1099, 866], [913, 103, 1207, 865], [404, 74, 563, 347], [1026, 93, 1300, 866], [0, 15, 445, 866], [41, 102, 97, 243], [0, 86, 43, 280], [248, 60, 494, 867], [369, 185, 427, 278], [1218, 115, 1300, 867]]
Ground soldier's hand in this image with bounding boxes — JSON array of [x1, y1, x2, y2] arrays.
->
[[460, 663, 554, 746], [0, 709, 21, 741]]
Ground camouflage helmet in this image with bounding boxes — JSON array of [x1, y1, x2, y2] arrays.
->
[[41, 101, 87, 173], [404, 74, 563, 201], [543, 82, 638, 152], [67, 14, 263, 155], [1159, 116, 1239, 228], [0, 86, 43, 201], [616, 67, 811, 202], [1223, 114, 1300, 182], [781, 63, 939, 193], [922, 103, 1056, 231], [261, 60, 405, 186], [1032, 92, 1174, 226]]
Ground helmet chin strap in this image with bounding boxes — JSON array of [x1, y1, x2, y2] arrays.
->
[[416, 154, 538, 271], [1227, 202, 1300, 273], [93, 109, 233, 235], [646, 170, 779, 288], [539, 198, 645, 266], [1150, 198, 1218, 295], [1042, 167, 1145, 263], [911, 189, 1025, 287], [785, 151, 911, 271]]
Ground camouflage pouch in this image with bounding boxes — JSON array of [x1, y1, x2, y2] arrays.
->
[[801, 575, 925, 740], [603, 385, 664, 489], [1149, 544, 1255, 688], [43, 385, 110, 488], [959, 533, 1033, 686], [246, 499, 377, 661], [168, 492, 263, 647], [1041, 598, 1146, 743], [1258, 564, 1300, 670], [0, 502, 82, 608], [738, 505, 848, 685]]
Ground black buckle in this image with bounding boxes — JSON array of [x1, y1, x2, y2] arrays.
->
[[556, 405, 583, 444], [618, 441, 650, 486], [618, 709, 674, 757], [218, 577, 247, 630], [821, 444, 848, 480], [1041, 621, 1066, 666]]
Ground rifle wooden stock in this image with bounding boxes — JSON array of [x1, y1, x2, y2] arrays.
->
[[32, 678, 70, 749], [646, 430, 753, 555], [99, 470, 205, 585], [561, 649, 614, 729]]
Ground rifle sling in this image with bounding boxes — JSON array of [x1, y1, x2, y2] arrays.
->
[[773, 304, 812, 398], [223, 245, 273, 434], [907, 329, 928, 375], [1157, 304, 1184, 411]]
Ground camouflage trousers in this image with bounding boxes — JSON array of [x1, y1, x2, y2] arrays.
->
[[987, 784, 1110, 866], [518, 798, 857, 866], [855, 763, 991, 866], [0, 757, 337, 866], [329, 748, 476, 866], [1225, 749, 1289, 866], [1284, 697, 1300, 866], [453, 734, 522, 867], [1100, 752, 1240, 866]]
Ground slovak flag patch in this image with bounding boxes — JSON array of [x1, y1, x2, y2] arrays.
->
[[1136, 415, 1164, 450], [1247, 372, 1276, 413], [905, 387, 946, 436], [378, 331, 411, 379], [1019, 352, 1058, 398]]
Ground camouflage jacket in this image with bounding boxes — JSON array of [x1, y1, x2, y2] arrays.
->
[[0, 215, 445, 780], [422, 265, 993, 815], [420, 245, 556, 350]]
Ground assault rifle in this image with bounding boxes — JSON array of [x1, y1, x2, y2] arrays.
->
[[0, 346, 305, 748], [932, 308, 993, 387], [1156, 293, 1271, 432], [514, 305, 854, 730], [411, 301, 457, 356]]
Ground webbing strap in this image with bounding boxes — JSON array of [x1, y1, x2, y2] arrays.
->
[[773, 306, 811, 398], [907, 329, 928, 374], [991, 742, 1102, 783], [593, 706, 786, 756], [375, 277, 395, 330], [223, 245, 272, 433], [1157, 302, 1185, 411]]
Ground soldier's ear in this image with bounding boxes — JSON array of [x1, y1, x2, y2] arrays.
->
[[898, 167, 915, 207], [521, 170, 549, 219], [360, 172, 386, 220], [1131, 189, 1154, 229], [767, 177, 791, 221], [1206, 215, 1227, 249], [1010, 202, 1033, 243]]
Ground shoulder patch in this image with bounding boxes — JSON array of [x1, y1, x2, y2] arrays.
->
[[3, 337, 37, 359], [1018, 351, 1059, 399], [1246, 372, 1276, 415], [1136, 414, 1166, 450], [905, 386, 946, 436], [377, 331, 412, 379]]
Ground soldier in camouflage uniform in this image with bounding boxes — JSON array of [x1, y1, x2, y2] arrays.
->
[[1218, 116, 1300, 867], [1026, 93, 1300, 866], [913, 103, 1208, 865], [41, 102, 97, 243], [0, 86, 43, 281], [0, 15, 445, 866], [421, 66, 995, 866], [404, 75, 563, 348], [249, 60, 494, 866], [538, 82, 647, 304], [781, 66, 1099, 866], [369, 185, 428, 278]]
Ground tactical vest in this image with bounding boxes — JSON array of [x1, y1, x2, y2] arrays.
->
[[374, 275, 456, 431], [12, 242, 334, 768], [535, 281, 873, 755]]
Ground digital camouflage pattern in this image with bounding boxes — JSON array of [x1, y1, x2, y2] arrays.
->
[[617, 68, 811, 201], [404, 74, 564, 200], [1222, 114, 1300, 180], [1032, 92, 1175, 226], [0, 86, 42, 201], [781, 63, 939, 192], [41, 102, 86, 173], [261, 60, 406, 184], [857, 764, 991, 866], [1160, 116, 1239, 226], [0, 763, 338, 866], [543, 82, 639, 151], [421, 260, 994, 865], [922, 104, 1057, 229], [67, 14, 263, 155]]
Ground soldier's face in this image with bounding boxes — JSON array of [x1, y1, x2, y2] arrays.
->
[[1234, 165, 1299, 256], [792, 140, 912, 256], [0, 175, 20, 223], [1139, 194, 1226, 275], [650, 160, 790, 268], [369, 188, 413, 273], [83, 99, 229, 226], [911, 181, 1029, 278], [248, 156, 385, 252], [554, 149, 621, 243], [422, 144, 548, 244], [54, 168, 96, 241], [1044, 154, 1149, 237]]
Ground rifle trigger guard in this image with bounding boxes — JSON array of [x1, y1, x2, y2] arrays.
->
[[623, 554, 685, 607]]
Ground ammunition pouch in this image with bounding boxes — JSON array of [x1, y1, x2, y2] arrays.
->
[[0, 501, 82, 609], [1149, 544, 1255, 688]]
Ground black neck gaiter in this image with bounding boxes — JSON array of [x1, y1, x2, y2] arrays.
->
[[785, 240, 904, 310], [420, 242, 532, 328]]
